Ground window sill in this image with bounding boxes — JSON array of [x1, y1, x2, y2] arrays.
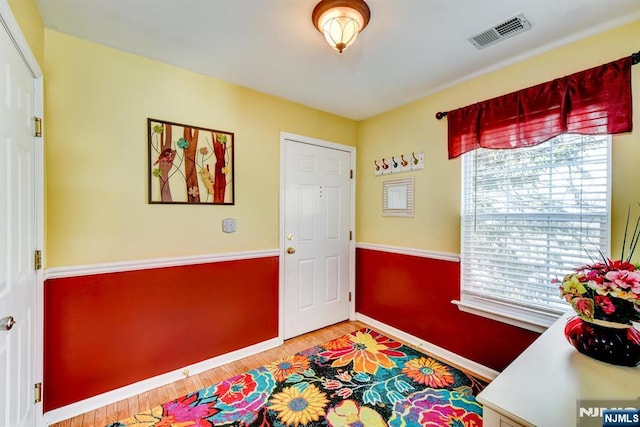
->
[[452, 299, 561, 333]]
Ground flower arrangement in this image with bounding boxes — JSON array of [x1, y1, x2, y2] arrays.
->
[[558, 259, 640, 325], [558, 207, 640, 326]]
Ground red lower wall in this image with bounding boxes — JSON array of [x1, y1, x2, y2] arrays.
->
[[45, 249, 537, 411], [44, 256, 279, 412], [356, 248, 539, 372]]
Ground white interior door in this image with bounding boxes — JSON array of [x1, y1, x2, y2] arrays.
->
[[282, 136, 353, 339], [0, 7, 40, 426]]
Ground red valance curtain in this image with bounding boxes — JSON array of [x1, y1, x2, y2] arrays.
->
[[447, 56, 633, 159]]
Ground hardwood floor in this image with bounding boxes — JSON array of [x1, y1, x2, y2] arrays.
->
[[50, 321, 367, 427]]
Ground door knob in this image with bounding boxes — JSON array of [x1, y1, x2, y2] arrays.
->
[[2, 316, 16, 331], [287, 247, 296, 254]]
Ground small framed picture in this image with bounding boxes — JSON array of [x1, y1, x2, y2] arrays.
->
[[383, 177, 414, 217]]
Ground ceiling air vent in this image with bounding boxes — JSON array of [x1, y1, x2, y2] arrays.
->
[[469, 13, 532, 50]]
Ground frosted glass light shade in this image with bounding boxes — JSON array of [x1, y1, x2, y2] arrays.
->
[[312, 0, 370, 53]]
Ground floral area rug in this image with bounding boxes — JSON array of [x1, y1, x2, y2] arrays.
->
[[107, 328, 487, 426]]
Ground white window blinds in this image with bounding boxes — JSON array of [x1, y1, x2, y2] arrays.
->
[[460, 134, 610, 329]]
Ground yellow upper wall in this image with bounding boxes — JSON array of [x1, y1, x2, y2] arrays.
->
[[357, 20, 640, 257], [45, 30, 357, 267], [15, 1, 640, 265], [7, 0, 44, 68]]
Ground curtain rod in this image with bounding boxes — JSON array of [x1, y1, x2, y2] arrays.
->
[[435, 50, 640, 120]]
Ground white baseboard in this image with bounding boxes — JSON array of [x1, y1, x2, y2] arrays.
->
[[355, 313, 500, 381], [43, 336, 283, 425]]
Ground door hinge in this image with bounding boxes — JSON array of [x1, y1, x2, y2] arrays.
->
[[350, 169, 353, 179], [34, 250, 42, 270], [349, 292, 352, 302], [34, 382, 42, 404], [34, 117, 42, 137], [349, 230, 352, 241]]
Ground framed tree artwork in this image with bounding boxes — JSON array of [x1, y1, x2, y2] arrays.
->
[[148, 118, 234, 205]]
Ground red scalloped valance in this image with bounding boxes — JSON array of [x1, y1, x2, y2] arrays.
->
[[447, 56, 633, 159]]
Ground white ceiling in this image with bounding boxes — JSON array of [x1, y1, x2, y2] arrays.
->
[[35, 0, 640, 120]]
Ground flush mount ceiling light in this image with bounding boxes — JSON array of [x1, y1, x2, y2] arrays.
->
[[312, 0, 371, 53]]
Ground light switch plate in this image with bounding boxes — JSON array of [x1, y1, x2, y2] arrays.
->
[[222, 218, 236, 233]]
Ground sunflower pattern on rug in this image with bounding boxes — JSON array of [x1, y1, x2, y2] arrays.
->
[[107, 328, 487, 427]]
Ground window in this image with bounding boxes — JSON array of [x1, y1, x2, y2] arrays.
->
[[456, 134, 611, 332]]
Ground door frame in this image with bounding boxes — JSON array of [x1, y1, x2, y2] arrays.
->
[[279, 132, 356, 340], [0, 1, 44, 424]]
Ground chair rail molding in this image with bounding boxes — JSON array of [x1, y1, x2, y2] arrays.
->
[[44, 249, 280, 279]]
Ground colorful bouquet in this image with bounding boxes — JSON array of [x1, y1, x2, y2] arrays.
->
[[558, 206, 640, 326], [558, 259, 640, 325]]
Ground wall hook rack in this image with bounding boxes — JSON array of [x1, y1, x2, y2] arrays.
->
[[374, 152, 424, 176]]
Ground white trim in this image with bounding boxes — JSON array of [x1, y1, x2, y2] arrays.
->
[[279, 132, 356, 339], [0, 2, 45, 425], [356, 243, 460, 263], [356, 313, 499, 381], [0, 0, 42, 78], [43, 336, 283, 425], [279, 137, 286, 340], [44, 249, 279, 280], [34, 75, 45, 427], [281, 131, 356, 154], [452, 299, 552, 334]]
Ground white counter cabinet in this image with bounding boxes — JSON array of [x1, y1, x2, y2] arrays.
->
[[477, 312, 640, 427]]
